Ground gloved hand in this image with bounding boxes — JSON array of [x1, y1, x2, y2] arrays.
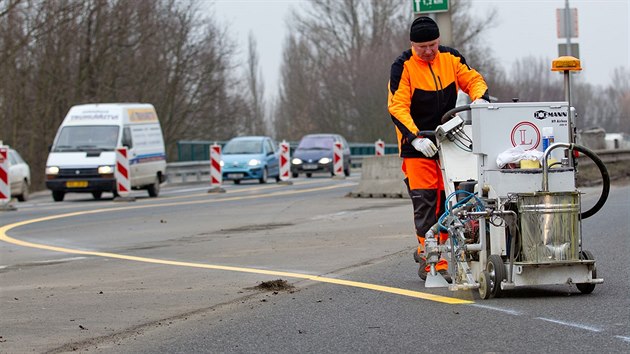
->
[[411, 137, 438, 157], [472, 98, 489, 104]]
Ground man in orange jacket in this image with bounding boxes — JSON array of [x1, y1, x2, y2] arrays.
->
[[388, 16, 489, 281]]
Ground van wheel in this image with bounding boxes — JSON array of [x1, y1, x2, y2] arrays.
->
[[17, 180, 29, 202], [147, 177, 160, 197], [306, 173, 312, 178], [92, 191, 102, 200], [52, 191, 65, 202]]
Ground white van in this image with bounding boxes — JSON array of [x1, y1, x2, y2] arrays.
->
[[45, 103, 166, 201]]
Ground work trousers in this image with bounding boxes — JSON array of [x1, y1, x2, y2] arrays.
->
[[402, 157, 448, 271]]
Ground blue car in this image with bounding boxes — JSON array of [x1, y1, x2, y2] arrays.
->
[[220, 136, 280, 184]]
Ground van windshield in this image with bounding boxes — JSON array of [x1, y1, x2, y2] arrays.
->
[[53, 125, 119, 152]]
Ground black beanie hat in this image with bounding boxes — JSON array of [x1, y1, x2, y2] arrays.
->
[[410, 16, 440, 42]]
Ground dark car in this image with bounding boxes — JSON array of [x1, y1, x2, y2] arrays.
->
[[220, 136, 280, 184], [291, 134, 351, 178]]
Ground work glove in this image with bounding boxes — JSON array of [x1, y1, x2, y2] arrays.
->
[[471, 98, 489, 104], [411, 137, 438, 157]]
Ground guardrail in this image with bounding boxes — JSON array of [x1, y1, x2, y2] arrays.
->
[[165, 154, 378, 184], [175, 140, 398, 161], [165, 149, 629, 185]]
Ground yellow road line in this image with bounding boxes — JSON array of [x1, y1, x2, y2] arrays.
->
[[0, 184, 472, 305]]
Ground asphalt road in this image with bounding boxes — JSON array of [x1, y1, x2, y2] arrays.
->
[[1, 176, 628, 353]]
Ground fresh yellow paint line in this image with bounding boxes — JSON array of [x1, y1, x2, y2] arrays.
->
[[0, 185, 472, 305]]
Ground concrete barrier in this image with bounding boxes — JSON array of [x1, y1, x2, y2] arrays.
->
[[349, 155, 408, 198], [576, 149, 630, 186]]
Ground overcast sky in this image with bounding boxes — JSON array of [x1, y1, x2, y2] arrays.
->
[[211, 0, 629, 97]]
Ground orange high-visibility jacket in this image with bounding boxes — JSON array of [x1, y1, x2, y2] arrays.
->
[[388, 46, 489, 158]]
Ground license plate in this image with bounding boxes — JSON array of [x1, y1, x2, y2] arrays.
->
[[303, 164, 318, 170], [227, 173, 244, 179], [66, 181, 88, 188]]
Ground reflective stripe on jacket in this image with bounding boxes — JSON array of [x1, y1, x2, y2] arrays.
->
[[388, 46, 489, 158]]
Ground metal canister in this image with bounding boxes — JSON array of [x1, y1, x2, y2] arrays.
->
[[517, 191, 580, 263]]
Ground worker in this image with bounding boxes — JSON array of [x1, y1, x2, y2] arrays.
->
[[387, 16, 490, 281]]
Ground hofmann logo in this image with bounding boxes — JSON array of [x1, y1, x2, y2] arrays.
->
[[534, 110, 568, 120]]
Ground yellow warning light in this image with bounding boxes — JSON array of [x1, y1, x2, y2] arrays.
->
[[551, 56, 582, 72]]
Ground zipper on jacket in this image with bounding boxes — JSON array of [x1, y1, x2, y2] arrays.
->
[[428, 63, 441, 116]]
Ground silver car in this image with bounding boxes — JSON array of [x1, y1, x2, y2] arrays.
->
[[8, 148, 31, 201]]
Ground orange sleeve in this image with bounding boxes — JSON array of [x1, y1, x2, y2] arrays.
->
[[388, 66, 419, 141], [455, 58, 488, 101]]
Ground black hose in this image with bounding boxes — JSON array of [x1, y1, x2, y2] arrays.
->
[[441, 104, 471, 124], [573, 144, 610, 219]]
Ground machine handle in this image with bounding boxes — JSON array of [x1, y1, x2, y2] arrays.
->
[[441, 105, 471, 124]]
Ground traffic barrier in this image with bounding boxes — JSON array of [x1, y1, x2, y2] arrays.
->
[[0, 145, 13, 209], [208, 143, 226, 193], [278, 140, 293, 185], [333, 141, 344, 178], [375, 139, 385, 156], [115, 147, 135, 201], [350, 155, 408, 198]]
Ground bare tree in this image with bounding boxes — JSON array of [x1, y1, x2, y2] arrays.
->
[[0, 0, 243, 189], [274, 0, 499, 143], [242, 31, 267, 136], [274, 0, 407, 142]]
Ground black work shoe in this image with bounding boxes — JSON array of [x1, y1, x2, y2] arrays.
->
[[413, 250, 433, 281], [417, 258, 427, 281], [418, 265, 427, 281], [438, 269, 452, 283], [413, 249, 422, 263]]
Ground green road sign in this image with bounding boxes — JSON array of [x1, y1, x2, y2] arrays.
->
[[413, 0, 449, 14]]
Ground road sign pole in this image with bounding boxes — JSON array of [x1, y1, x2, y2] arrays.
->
[[564, 0, 572, 56]]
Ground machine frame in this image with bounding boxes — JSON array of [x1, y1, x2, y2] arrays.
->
[[423, 101, 608, 299]]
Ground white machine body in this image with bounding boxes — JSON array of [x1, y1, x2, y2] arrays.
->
[[432, 101, 602, 298]]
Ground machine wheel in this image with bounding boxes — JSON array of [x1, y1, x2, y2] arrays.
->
[[577, 250, 597, 294], [478, 271, 492, 300], [92, 191, 102, 200], [16, 180, 29, 202], [487, 255, 506, 297], [259, 167, 268, 184], [52, 191, 65, 202], [147, 176, 160, 197]]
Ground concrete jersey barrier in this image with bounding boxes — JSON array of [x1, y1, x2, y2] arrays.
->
[[349, 155, 408, 198]]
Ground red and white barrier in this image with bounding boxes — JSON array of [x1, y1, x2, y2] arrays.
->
[[115, 147, 131, 197], [0, 146, 9, 205], [279, 140, 291, 182], [208, 143, 225, 192], [333, 141, 344, 177], [375, 139, 385, 156]]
